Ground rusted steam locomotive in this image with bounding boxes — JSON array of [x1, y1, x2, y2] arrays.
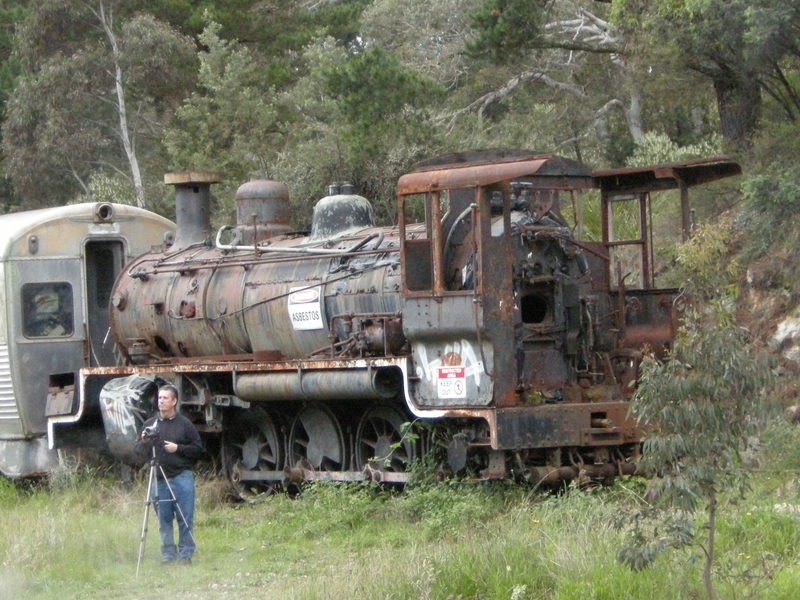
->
[[46, 150, 740, 496]]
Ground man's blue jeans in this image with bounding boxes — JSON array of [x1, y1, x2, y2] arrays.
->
[[153, 469, 195, 561]]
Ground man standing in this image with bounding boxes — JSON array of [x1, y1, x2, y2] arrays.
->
[[135, 384, 203, 565]]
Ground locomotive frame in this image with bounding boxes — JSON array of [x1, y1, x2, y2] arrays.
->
[[40, 151, 740, 494]]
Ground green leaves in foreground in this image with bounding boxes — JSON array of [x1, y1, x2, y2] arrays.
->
[[633, 302, 773, 514], [620, 299, 774, 598]]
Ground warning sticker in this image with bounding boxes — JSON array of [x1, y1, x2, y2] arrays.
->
[[288, 286, 324, 330], [437, 366, 466, 399]]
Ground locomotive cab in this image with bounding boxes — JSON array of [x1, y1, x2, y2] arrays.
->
[[398, 153, 596, 412], [396, 152, 742, 482]]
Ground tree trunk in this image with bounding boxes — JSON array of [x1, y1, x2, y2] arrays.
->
[[627, 88, 644, 142], [703, 493, 719, 600], [713, 70, 761, 149], [98, 1, 146, 209]]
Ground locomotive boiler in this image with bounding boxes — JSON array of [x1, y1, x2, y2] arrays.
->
[[46, 150, 742, 496]]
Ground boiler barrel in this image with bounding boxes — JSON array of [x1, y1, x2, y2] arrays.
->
[[110, 231, 402, 362]]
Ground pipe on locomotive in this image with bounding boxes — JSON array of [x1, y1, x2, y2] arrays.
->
[[233, 367, 403, 402]]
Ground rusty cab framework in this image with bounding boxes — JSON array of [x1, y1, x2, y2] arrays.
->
[[396, 152, 741, 458], [591, 157, 742, 358], [397, 152, 596, 452]]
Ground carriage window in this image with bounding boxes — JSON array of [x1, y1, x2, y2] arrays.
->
[[22, 282, 74, 338]]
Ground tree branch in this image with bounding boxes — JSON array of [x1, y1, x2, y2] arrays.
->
[[458, 70, 586, 122]]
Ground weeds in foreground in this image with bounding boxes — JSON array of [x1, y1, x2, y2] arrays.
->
[[2, 434, 800, 599]]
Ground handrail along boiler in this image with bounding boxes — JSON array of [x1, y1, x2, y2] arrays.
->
[[46, 151, 741, 493]]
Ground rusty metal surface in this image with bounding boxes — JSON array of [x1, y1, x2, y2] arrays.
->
[[258, 467, 410, 485], [234, 180, 291, 245], [398, 158, 553, 195], [233, 367, 402, 402], [112, 225, 404, 363], [593, 156, 741, 193], [494, 402, 641, 450]]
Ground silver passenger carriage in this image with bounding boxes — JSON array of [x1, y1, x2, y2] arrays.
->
[[0, 202, 174, 478]]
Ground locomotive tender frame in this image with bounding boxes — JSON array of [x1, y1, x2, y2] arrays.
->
[[42, 151, 740, 492]]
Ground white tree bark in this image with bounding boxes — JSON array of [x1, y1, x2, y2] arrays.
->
[[95, 0, 146, 209], [456, 2, 646, 143]]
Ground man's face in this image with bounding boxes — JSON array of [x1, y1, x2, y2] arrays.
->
[[158, 390, 178, 418]]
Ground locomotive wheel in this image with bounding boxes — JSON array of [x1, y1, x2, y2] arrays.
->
[[288, 403, 347, 471], [222, 407, 283, 501], [355, 402, 415, 473]]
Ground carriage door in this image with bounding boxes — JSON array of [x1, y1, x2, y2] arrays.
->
[[84, 241, 124, 366]]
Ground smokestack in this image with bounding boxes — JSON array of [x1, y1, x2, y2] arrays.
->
[[164, 171, 222, 251]]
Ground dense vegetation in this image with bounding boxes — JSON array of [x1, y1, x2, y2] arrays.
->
[[1, 0, 799, 233]]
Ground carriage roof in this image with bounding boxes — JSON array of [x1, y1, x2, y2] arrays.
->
[[0, 203, 175, 260]]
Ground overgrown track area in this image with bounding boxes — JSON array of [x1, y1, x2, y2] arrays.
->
[[3, 421, 800, 600]]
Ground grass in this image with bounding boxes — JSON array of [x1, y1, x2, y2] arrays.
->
[[3, 422, 800, 599]]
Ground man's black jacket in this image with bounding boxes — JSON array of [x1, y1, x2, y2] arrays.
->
[[134, 413, 203, 479]]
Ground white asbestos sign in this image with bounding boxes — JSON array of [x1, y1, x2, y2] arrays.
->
[[288, 286, 324, 330], [437, 366, 466, 399]]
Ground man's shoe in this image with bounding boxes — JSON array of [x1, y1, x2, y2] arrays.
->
[[177, 557, 192, 565], [161, 558, 176, 566]]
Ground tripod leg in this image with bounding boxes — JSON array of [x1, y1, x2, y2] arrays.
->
[[135, 462, 157, 579]]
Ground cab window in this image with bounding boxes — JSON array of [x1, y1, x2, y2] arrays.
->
[[22, 282, 74, 338]]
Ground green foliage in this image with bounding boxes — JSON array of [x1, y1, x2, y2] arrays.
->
[[626, 132, 724, 168], [323, 46, 440, 161], [164, 17, 279, 174], [399, 480, 507, 539], [673, 218, 739, 295], [634, 306, 772, 512], [623, 298, 774, 597], [0, 476, 17, 507], [0, 3, 27, 121], [617, 509, 695, 571], [467, 0, 544, 62], [66, 172, 175, 213], [740, 162, 800, 258], [163, 17, 282, 223], [279, 482, 389, 539], [3, 0, 195, 207], [4, 465, 800, 599]]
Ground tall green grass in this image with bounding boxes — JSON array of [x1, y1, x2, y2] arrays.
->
[[2, 423, 800, 599]]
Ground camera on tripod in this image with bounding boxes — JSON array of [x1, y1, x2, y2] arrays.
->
[[142, 424, 159, 440]]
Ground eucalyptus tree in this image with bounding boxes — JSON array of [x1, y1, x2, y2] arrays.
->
[[361, 0, 482, 91], [0, 3, 28, 123], [620, 224, 774, 600], [455, 0, 646, 164], [614, 0, 800, 149], [2, 0, 195, 208]]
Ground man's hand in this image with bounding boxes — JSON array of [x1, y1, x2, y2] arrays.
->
[[163, 441, 178, 453]]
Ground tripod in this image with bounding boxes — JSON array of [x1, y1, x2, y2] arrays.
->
[[136, 443, 195, 578]]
